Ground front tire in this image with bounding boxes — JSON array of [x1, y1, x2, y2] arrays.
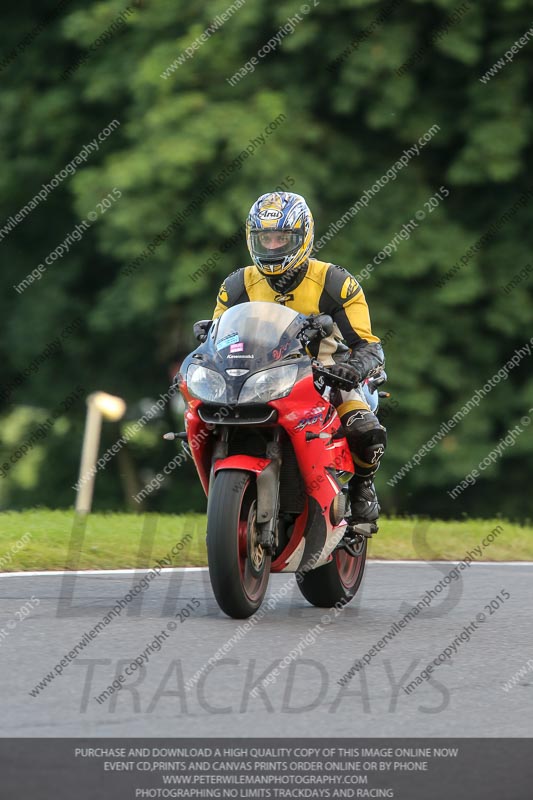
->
[[297, 538, 367, 608], [207, 470, 271, 619]]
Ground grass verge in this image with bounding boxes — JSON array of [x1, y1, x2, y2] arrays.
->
[[0, 511, 531, 572]]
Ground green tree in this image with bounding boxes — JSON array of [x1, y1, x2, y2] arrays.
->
[[0, 0, 531, 519]]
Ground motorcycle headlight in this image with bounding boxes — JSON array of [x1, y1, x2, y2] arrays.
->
[[186, 365, 227, 403], [239, 364, 298, 404]]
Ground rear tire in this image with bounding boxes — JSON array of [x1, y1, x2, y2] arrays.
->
[[207, 470, 271, 619], [297, 539, 367, 608]]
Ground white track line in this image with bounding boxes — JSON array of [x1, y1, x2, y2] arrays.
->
[[1, 561, 533, 578], [0, 567, 208, 577], [368, 560, 533, 566]]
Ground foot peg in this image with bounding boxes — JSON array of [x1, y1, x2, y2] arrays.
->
[[346, 521, 378, 538], [336, 531, 366, 557]]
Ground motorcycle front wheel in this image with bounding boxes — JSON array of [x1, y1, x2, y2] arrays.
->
[[297, 538, 367, 608], [206, 469, 271, 619]]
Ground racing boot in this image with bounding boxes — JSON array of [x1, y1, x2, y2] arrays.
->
[[346, 475, 380, 537]]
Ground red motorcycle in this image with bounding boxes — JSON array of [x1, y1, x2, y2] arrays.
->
[[176, 301, 374, 619]]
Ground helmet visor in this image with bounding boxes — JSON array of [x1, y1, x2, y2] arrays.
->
[[250, 230, 304, 262]]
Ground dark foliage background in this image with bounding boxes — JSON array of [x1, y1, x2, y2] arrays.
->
[[1, 0, 531, 520]]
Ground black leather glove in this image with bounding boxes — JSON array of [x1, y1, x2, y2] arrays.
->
[[327, 362, 362, 388], [350, 342, 385, 381], [305, 313, 334, 339], [193, 319, 213, 342]]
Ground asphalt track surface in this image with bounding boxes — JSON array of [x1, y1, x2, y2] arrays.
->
[[1, 562, 532, 737]]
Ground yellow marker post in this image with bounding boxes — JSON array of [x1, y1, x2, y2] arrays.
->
[[75, 392, 126, 514]]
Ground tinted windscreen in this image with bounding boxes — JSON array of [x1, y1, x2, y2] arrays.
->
[[211, 302, 304, 370]]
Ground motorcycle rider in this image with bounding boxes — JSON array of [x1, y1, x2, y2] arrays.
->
[[196, 191, 387, 535]]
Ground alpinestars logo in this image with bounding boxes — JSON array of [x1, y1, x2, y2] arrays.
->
[[345, 410, 370, 426], [371, 444, 385, 463]]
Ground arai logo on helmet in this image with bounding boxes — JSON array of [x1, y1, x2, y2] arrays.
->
[[258, 209, 283, 220]]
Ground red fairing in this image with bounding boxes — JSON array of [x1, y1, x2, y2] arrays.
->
[[271, 373, 354, 508], [181, 369, 354, 575], [213, 455, 272, 475], [182, 393, 212, 496], [271, 504, 308, 572]]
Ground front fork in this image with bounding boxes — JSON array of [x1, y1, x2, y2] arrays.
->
[[210, 428, 282, 553], [256, 435, 282, 551]]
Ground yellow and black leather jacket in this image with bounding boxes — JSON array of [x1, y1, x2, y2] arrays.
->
[[212, 258, 384, 376]]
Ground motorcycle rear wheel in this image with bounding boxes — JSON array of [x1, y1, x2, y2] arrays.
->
[[297, 538, 367, 608], [207, 470, 271, 619]]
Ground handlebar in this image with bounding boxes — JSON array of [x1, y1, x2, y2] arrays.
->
[[312, 364, 356, 392], [313, 365, 388, 394]]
